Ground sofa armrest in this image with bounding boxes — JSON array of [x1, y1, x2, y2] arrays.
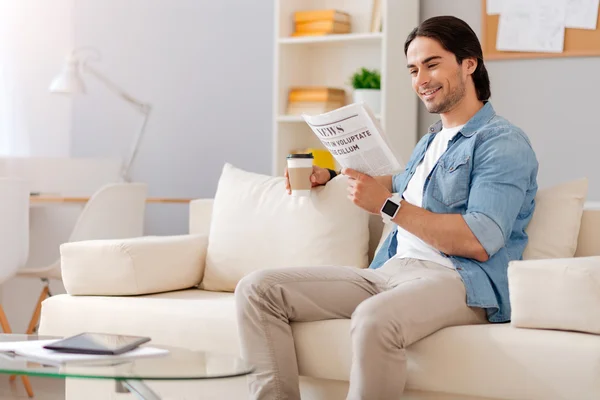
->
[[189, 199, 213, 236], [61, 234, 208, 296], [508, 256, 600, 334]]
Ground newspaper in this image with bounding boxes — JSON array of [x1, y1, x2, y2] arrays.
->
[[301, 102, 403, 176]]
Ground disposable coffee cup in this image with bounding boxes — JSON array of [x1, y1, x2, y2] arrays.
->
[[287, 153, 314, 197]]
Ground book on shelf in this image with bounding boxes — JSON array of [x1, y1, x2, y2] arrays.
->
[[292, 8, 351, 37], [294, 9, 350, 24], [288, 87, 346, 103], [291, 31, 349, 37], [370, 0, 382, 32], [287, 87, 347, 115], [286, 101, 345, 116], [295, 20, 350, 34]]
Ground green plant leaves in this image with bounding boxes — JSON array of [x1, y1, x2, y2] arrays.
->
[[349, 67, 381, 89]]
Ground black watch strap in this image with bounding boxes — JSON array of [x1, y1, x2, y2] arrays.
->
[[326, 168, 338, 181]]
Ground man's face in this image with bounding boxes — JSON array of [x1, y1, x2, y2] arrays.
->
[[406, 36, 473, 114]]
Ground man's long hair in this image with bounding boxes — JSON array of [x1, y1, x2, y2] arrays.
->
[[404, 16, 491, 101]]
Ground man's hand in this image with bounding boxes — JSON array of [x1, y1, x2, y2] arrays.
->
[[284, 165, 331, 195], [342, 168, 392, 214]]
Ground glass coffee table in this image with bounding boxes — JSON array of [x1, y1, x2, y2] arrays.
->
[[0, 334, 254, 400]]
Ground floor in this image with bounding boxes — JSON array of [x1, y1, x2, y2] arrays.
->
[[0, 377, 64, 400]]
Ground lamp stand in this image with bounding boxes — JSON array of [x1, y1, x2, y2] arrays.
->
[[120, 106, 151, 182], [81, 62, 152, 182]]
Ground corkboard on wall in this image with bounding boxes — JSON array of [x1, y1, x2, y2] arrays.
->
[[482, 0, 600, 60]]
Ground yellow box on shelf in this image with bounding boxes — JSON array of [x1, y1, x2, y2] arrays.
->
[[291, 148, 335, 170]]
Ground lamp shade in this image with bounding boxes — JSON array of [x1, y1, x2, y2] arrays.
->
[[49, 56, 86, 95]]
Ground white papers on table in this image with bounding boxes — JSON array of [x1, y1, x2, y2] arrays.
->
[[487, 0, 503, 15], [566, 0, 600, 29], [497, 0, 567, 53], [0, 340, 57, 352], [0, 340, 169, 365]]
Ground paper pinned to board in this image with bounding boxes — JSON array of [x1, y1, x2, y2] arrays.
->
[[487, 0, 503, 15], [496, 0, 567, 53], [566, 0, 600, 29]]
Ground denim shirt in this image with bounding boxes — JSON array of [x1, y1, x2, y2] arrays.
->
[[369, 102, 538, 323]]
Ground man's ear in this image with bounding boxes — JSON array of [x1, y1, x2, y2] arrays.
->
[[464, 57, 478, 75]]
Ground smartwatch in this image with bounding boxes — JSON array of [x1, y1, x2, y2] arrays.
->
[[380, 194, 402, 223]]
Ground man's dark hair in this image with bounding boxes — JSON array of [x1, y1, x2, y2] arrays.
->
[[404, 16, 491, 102]]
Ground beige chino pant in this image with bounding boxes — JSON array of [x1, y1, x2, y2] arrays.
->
[[235, 258, 488, 400]]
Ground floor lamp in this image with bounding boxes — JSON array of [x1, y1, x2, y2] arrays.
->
[[49, 47, 152, 182]]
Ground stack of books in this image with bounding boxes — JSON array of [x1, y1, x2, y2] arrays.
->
[[292, 9, 351, 37], [286, 87, 346, 115]]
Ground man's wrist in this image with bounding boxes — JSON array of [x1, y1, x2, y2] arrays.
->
[[326, 168, 338, 182]]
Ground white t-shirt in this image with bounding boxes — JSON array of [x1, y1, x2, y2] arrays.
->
[[393, 124, 465, 269]]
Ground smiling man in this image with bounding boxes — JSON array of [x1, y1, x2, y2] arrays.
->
[[236, 16, 539, 400]]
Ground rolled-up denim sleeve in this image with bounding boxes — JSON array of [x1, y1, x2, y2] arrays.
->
[[463, 131, 537, 257], [463, 212, 505, 256]]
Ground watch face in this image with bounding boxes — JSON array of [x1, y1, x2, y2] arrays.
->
[[382, 200, 399, 217]]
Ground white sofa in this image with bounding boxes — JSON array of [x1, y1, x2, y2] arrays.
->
[[38, 197, 600, 400]]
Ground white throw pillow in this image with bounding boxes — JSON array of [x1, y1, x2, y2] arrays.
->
[[523, 178, 588, 260], [61, 235, 207, 296], [200, 163, 371, 292], [508, 256, 600, 334]]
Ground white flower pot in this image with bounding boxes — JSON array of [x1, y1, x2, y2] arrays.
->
[[352, 89, 381, 114]]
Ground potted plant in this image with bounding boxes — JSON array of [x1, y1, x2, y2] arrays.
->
[[349, 67, 381, 114]]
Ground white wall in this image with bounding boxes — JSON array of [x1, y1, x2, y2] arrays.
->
[[0, 0, 75, 333], [70, 0, 274, 235], [0, 0, 74, 157]]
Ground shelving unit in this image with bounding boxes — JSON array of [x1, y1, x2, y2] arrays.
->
[[278, 32, 383, 45], [272, 0, 420, 175]]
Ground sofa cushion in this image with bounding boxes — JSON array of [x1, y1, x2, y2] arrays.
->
[[60, 235, 208, 296], [508, 256, 600, 335], [523, 178, 588, 260], [201, 163, 371, 292], [292, 321, 600, 400], [41, 291, 600, 400], [39, 290, 240, 356]]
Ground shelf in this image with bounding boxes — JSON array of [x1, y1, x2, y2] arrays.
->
[[277, 114, 381, 123], [277, 115, 306, 122], [278, 32, 383, 45]]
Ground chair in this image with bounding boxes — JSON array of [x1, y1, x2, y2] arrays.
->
[[17, 182, 148, 334], [0, 178, 34, 397]]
